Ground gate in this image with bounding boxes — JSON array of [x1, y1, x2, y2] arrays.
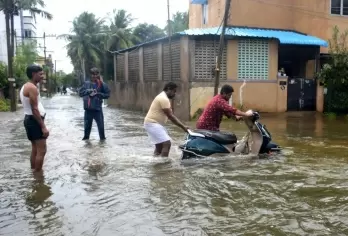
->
[[287, 78, 317, 111]]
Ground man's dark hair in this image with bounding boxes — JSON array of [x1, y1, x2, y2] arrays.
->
[[220, 84, 234, 95], [90, 67, 99, 74], [26, 64, 43, 79], [163, 82, 178, 91]]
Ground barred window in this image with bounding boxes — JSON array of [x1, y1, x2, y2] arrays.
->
[[194, 40, 227, 80], [238, 39, 269, 80]]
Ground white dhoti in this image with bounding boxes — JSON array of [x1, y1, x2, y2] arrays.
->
[[144, 123, 171, 144]]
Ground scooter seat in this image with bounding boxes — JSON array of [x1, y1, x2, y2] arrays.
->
[[194, 129, 237, 144]]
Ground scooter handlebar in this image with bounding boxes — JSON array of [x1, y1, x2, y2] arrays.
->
[[252, 111, 260, 122]]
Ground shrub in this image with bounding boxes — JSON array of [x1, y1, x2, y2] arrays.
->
[[0, 98, 10, 112]]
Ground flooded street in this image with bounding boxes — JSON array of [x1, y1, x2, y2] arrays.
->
[[1, 95, 348, 236]]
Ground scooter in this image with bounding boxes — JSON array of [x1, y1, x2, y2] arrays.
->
[[179, 110, 281, 159]]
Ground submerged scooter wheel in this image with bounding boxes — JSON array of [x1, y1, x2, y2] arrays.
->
[[181, 152, 193, 160], [181, 150, 200, 160]]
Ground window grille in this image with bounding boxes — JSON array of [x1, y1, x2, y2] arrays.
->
[[194, 40, 227, 80], [238, 39, 269, 80]]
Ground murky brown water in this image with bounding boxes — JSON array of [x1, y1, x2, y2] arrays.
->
[[1, 95, 348, 236]]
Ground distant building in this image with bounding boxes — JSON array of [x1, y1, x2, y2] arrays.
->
[[0, 10, 37, 64]]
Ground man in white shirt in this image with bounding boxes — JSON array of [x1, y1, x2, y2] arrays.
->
[[144, 82, 188, 157], [20, 65, 49, 172]]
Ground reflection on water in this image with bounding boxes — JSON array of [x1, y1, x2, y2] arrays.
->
[[24, 172, 62, 236], [0, 95, 348, 235]]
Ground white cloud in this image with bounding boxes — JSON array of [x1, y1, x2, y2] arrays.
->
[[36, 0, 189, 73]]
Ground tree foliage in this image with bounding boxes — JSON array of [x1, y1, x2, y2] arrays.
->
[[63, 10, 188, 81], [0, 62, 7, 89], [165, 11, 189, 34], [317, 26, 348, 113], [13, 41, 39, 87], [132, 23, 166, 44]]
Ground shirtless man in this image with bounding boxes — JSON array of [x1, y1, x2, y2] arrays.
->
[[20, 65, 49, 172]]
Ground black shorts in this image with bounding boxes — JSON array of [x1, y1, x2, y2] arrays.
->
[[24, 115, 46, 141]]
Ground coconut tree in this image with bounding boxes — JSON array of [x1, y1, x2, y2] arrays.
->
[[97, 9, 134, 80], [59, 12, 104, 81]]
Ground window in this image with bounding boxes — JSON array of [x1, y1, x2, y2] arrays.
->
[[194, 40, 227, 80], [202, 4, 208, 25], [24, 30, 32, 38], [331, 0, 348, 16], [238, 39, 269, 80]]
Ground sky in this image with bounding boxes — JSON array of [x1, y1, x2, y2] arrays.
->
[[35, 0, 189, 73]]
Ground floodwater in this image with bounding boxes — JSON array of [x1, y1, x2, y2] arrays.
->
[[1, 95, 348, 236]]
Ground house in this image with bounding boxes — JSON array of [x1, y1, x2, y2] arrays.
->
[[189, 0, 346, 113], [110, 0, 342, 120]]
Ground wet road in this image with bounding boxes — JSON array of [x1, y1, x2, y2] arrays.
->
[[1, 95, 348, 236]]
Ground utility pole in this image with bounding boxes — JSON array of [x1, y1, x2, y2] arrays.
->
[[43, 32, 50, 97], [54, 60, 57, 93], [214, 0, 232, 95], [167, 0, 172, 81], [5, 0, 16, 111]]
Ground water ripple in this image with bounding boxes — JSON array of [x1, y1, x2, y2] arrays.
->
[[1, 95, 348, 235]]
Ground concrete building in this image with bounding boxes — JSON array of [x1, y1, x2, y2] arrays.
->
[[185, 0, 348, 114], [108, 0, 345, 120], [0, 10, 37, 64]]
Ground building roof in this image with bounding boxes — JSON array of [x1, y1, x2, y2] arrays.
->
[[114, 26, 328, 53], [191, 0, 207, 4], [178, 27, 328, 47]]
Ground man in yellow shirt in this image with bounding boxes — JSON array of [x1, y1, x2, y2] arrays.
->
[[144, 82, 188, 157]]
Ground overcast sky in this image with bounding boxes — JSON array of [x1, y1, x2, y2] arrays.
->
[[35, 0, 189, 73]]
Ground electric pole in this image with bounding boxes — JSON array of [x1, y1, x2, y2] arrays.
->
[[5, 0, 16, 111], [43, 32, 50, 97], [54, 60, 57, 93], [214, 0, 232, 95]]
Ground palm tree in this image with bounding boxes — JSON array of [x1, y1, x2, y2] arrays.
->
[[98, 9, 134, 79], [59, 12, 104, 81]]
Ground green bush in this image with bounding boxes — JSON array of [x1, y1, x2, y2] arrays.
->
[[317, 26, 348, 113], [324, 112, 337, 120], [0, 99, 10, 111]]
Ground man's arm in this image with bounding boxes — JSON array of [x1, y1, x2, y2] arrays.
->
[[216, 99, 252, 118], [28, 86, 45, 129], [78, 82, 91, 97], [234, 109, 253, 117], [98, 82, 110, 99], [162, 108, 188, 132]]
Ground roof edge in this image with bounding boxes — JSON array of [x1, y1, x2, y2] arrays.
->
[[113, 26, 328, 53]]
